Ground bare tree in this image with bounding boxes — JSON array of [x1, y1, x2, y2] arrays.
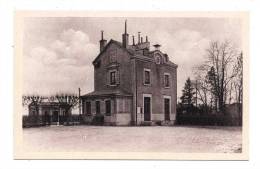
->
[[55, 93, 79, 125], [233, 52, 243, 104], [22, 95, 44, 115], [193, 65, 217, 114], [232, 52, 243, 124], [198, 41, 239, 114]]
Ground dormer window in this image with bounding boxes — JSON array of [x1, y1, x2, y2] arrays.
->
[[155, 55, 161, 64]]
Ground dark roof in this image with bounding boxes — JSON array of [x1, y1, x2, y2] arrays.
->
[[29, 102, 69, 107], [92, 39, 134, 64], [92, 39, 177, 68], [81, 89, 132, 98]]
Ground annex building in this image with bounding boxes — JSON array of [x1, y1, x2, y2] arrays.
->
[[81, 21, 178, 125]]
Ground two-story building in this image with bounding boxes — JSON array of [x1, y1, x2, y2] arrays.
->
[[81, 21, 178, 125]]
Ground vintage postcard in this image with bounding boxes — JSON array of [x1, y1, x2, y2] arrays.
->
[[14, 11, 249, 160]]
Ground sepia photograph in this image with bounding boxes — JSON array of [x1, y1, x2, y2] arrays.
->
[[14, 11, 249, 160]]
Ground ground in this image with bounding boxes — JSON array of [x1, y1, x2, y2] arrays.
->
[[22, 126, 242, 153]]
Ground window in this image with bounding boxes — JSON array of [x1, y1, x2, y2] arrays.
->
[[144, 69, 151, 85], [110, 71, 116, 85], [155, 56, 161, 64], [164, 73, 170, 87], [85, 101, 91, 115], [108, 69, 119, 86], [105, 100, 111, 116], [95, 101, 100, 114]]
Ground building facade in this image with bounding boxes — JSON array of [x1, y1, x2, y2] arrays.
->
[[81, 21, 178, 125]]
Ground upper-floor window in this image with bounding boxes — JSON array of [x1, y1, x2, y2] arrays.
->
[[155, 55, 161, 64], [144, 68, 151, 85], [110, 71, 116, 85], [164, 73, 170, 88]]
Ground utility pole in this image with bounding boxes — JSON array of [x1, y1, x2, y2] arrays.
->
[[78, 88, 81, 115], [195, 80, 198, 108]]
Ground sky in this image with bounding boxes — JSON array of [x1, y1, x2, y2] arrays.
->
[[22, 17, 242, 98]]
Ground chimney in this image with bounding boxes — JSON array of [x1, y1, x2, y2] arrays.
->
[[132, 35, 135, 45], [146, 36, 148, 42], [141, 37, 143, 43], [138, 32, 141, 44], [122, 20, 129, 48], [99, 30, 107, 52]]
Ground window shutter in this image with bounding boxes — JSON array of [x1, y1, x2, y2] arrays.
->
[[162, 74, 165, 86]]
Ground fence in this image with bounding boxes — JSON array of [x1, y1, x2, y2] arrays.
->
[[22, 114, 82, 128], [175, 113, 242, 126]]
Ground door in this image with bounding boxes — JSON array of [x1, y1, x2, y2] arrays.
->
[[105, 100, 111, 116], [164, 98, 170, 120], [144, 97, 151, 121], [96, 101, 100, 114]]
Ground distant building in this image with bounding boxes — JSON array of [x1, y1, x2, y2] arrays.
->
[[81, 21, 178, 125], [28, 102, 72, 125]]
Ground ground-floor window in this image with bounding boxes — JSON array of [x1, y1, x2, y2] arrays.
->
[[105, 100, 111, 116], [96, 101, 100, 114]]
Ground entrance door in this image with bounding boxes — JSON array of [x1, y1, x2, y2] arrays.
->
[[144, 97, 151, 121], [164, 98, 170, 120], [105, 100, 111, 116]]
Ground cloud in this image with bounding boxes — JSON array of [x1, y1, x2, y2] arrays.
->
[[23, 29, 98, 95]]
